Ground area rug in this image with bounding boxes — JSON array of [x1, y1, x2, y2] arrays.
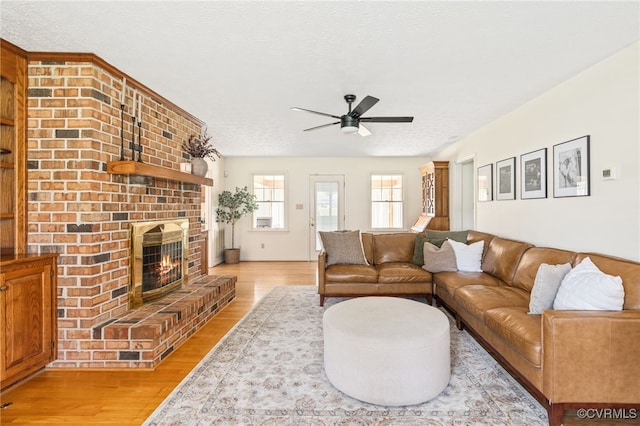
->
[[144, 285, 548, 425]]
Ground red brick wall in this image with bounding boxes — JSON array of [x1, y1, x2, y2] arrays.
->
[[26, 59, 207, 367]]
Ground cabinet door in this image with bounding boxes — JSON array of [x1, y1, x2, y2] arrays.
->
[[0, 259, 55, 388], [0, 41, 27, 255]]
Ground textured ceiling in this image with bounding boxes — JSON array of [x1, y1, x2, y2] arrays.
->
[[1, 1, 638, 157]]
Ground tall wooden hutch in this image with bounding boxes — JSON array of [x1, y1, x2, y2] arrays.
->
[[419, 161, 450, 231], [1, 39, 58, 390]]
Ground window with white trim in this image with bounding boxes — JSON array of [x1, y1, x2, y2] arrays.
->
[[252, 173, 285, 229], [371, 173, 404, 229]]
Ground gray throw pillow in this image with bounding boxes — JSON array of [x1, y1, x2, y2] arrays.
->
[[422, 240, 457, 273], [319, 230, 368, 266], [528, 263, 572, 314]]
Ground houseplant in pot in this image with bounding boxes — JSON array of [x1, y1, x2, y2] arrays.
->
[[215, 186, 258, 263], [181, 131, 221, 176]]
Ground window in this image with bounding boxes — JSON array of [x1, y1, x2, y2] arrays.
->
[[252, 174, 285, 229], [371, 174, 404, 229]]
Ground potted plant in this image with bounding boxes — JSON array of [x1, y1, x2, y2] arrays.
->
[[215, 186, 258, 263], [181, 131, 221, 176]]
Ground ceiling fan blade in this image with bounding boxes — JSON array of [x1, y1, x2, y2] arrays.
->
[[360, 116, 414, 123], [350, 96, 379, 118], [291, 107, 341, 119], [358, 124, 371, 137], [303, 121, 340, 131]]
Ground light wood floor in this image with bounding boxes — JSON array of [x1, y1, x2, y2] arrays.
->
[[0, 261, 625, 425], [0, 261, 317, 425]]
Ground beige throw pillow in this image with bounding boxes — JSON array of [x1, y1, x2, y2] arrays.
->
[[319, 230, 368, 266], [422, 240, 457, 273], [528, 263, 572, 314]]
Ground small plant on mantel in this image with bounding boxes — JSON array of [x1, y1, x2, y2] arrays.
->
[[181, 131, 221, 160], [181, 131, 221, 176], [216, 186, 258, 263]]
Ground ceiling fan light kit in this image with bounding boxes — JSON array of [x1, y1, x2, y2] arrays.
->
[[292, 94, 413, 136], [341, 115, 359, 134]]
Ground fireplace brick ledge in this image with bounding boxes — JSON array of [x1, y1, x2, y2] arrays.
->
[[89, 275, 236, 369]]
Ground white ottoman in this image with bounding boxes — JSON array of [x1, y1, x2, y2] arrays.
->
[[323, 296, 450, 406]]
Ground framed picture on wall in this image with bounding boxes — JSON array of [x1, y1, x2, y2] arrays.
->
[[477, 164, 493, 202], [520, 148, 547, 199], [496, 157, 516, 200], [553, 135, 590, 198]]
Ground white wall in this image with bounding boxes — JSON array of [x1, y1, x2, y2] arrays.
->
[[218, 157, 428, 261], [438, 43, 639, 260]]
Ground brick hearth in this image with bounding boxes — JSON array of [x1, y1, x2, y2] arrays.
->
[[92, 275, 236, 368]]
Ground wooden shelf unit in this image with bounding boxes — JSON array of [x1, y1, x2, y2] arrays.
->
[[420, 161, 450, 231], [107, 160, 213, 186]]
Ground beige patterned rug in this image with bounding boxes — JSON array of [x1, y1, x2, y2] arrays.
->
[[144, 285, 548, 425]]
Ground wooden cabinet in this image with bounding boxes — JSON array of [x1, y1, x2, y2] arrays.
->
[[420, 161, 449, 231], [1, 40, 28, 255], [1, 254, 58, 389]]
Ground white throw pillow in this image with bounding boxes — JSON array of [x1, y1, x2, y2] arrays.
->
[[447, 239, 484, 272], [528, 263, 572, 314], [553, 257, 625, 311]]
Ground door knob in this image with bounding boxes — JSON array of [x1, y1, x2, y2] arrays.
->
[[0, 285, 7, 292]]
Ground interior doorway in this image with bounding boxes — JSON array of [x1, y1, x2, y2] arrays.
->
[[459, 158, 476, 230], [309, 175, 345, 260]]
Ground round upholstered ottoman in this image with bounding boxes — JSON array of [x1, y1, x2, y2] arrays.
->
[[323, 296, 450, 406]]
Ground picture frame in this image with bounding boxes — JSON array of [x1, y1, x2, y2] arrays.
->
[[496, 157, 516, 200], [477, 164, 493, 202], [520, 148, 547, 199], [553, 135, 590, 198]]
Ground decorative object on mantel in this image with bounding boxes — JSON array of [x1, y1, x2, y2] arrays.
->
[[119, 77, 127, 160], [215, 186, 258, 264], [182, 131, 221, 177]]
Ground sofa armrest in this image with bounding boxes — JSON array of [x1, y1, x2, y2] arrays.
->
[[542, 309, 640, 404], [317, 251, 327, 292]]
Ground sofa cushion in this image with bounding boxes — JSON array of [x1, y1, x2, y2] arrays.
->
[[373, 233, 416, 264], [484, 307, 542, 366], [319, 230, 368, 266], [511, 247, 577, 292], [482, 237, 532, 285], [434, 271, 504, 301], [422, 241, 457, 273], [553, 257, 624, 311], [324, 264, 378, 283], [377, 262, 432, 284], [528, 263, 572, 314], [448, 239, 483, 272], [455, 285, 530, 320], [361, 233, 375, 265]]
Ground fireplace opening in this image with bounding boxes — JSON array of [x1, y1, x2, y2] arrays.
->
[[130, 219, 189, 309]]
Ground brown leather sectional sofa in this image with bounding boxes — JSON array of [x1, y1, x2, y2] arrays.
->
[[317, 230, 640, 425]]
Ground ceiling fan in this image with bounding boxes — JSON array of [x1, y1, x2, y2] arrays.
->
[[291, 94, 413, 136]]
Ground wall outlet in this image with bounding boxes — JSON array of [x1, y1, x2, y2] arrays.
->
[[260, 243, 265, 249]]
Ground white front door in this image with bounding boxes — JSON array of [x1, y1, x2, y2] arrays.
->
[[309, 175, 345, 260]]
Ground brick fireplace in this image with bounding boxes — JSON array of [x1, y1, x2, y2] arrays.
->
[[25, 54, 234, 368]]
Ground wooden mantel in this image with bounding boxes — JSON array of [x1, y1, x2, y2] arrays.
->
[[107, 161, 213, 186]]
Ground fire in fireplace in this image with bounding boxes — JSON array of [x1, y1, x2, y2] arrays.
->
[[130, 219, 189, 309]]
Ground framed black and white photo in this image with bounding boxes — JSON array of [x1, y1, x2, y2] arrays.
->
[[520, 148, 547, 199], [496, 157, 515, 200], [553, 136, 590, 197], [477, 164, 493, 202]]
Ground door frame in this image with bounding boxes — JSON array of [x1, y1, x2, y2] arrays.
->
[[309, 174, 345, 260]]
